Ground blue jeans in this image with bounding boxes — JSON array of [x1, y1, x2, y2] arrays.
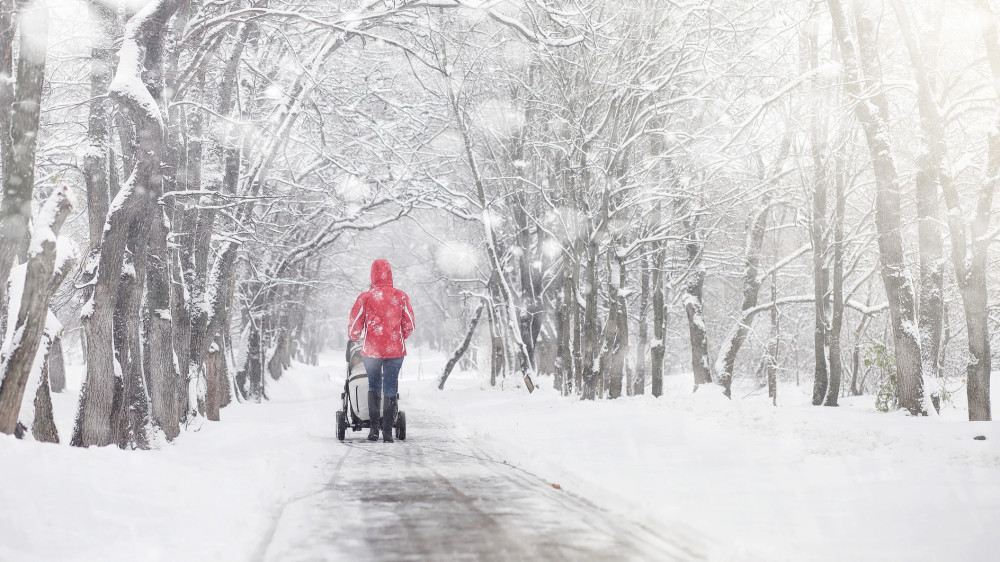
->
[[362, 356, 404, 399]]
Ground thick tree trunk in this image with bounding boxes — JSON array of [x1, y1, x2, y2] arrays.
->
[[205, 339, 222, 421], [0, 188, 72, 435], [0, 1, 14, 196], [0, 1, 47, 333], [83, 0, 117, 252], [893, 0, 946, 380], [146, 208, 178, 439], [112, 237, 149, 449], [828, 0, 926, 415], [941, 0, 1000, 422], [74, 0, 184, 447]]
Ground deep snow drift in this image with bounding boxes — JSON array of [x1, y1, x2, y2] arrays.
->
[[1, 350, 997, 561]]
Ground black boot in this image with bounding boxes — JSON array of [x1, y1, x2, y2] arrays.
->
[[382, 397, 397, 443], [367, 391, 380, 441]]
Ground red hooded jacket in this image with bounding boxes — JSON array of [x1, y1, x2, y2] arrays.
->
[[347, 259, 415, 358]]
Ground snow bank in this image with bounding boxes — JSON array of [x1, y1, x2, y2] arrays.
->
[[0, 360, 343, 562]]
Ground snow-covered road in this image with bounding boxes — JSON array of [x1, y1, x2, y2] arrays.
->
[[260, 409, 699, 561]]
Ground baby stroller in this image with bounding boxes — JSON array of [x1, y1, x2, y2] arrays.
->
[[336, 341, 407, 441]]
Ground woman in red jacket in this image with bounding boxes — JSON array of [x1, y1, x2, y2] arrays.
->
[[347, 259, 415, 442]]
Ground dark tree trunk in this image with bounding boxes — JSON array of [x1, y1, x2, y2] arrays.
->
[[893, 0, 946, 380], [828, 0, 926, 415], [604, 252, 628, 399], [635, 254, 650, 396], [146, 208, 178, 439], [580, 238, 600, 400], [0, 1, 47, 334], [75, 0, 184, 447], [82, 0, 117, 252], [805, 19, 830, 407], [47, 336, 65, 393], [0, 188, 72, 435], [942, 0, 1000, 421], [824, 157, 847, 406], [241, 319, 264, 402], [32, 355, 58, 443], [681, 207, 712, 389], [651, 248, 666, 397]]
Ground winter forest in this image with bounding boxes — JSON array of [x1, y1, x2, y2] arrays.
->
[[1, 0, 998, 560]]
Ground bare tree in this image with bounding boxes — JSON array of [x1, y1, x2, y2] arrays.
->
[[827, 0, 928, 415]]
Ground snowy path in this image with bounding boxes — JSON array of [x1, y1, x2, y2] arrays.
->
[[260, 410, 697, 562]]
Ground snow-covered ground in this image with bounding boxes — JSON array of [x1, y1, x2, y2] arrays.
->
[[1, 349, 998, 561], [0, 360, 341, 562], [416, 353, 1000, 562]]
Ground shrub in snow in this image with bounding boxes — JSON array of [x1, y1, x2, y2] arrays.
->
[[864, 343, 898, 413]]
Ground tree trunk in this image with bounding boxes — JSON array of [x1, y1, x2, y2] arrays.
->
[[82, 0, 117, 252], [580, 237, 600, 399], [74, 0, 184, 447], [941, 0, 1000, 422], [716, 197, 772, 397], [824, 156, 847, 406], [681, 207, 712, 389], [805, 18, 830, 407], [828, 0, 926, 415], [31, 352, 58, 443], [0, 1, 48, 335], [893, 0, 946, 380], [604, 251, 628, 399], [489, 304, 504, 387], [634, 254, 649, 396], [0, 187, 72, 435], [112, 220, 151, 450], [766, 273, 779, 406], [205, 338, 220, 422], [439, 301, 485, 390], [145, 206, 178, 439], [651, 248, 666, 397], [47, 336, 65, 393]]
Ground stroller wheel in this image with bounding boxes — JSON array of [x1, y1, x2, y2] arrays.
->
[[336, 410, 347, 441], [395, 411, 406, 441]]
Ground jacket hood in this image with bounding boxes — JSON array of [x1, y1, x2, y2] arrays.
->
[[370, 259, 394, 287]]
